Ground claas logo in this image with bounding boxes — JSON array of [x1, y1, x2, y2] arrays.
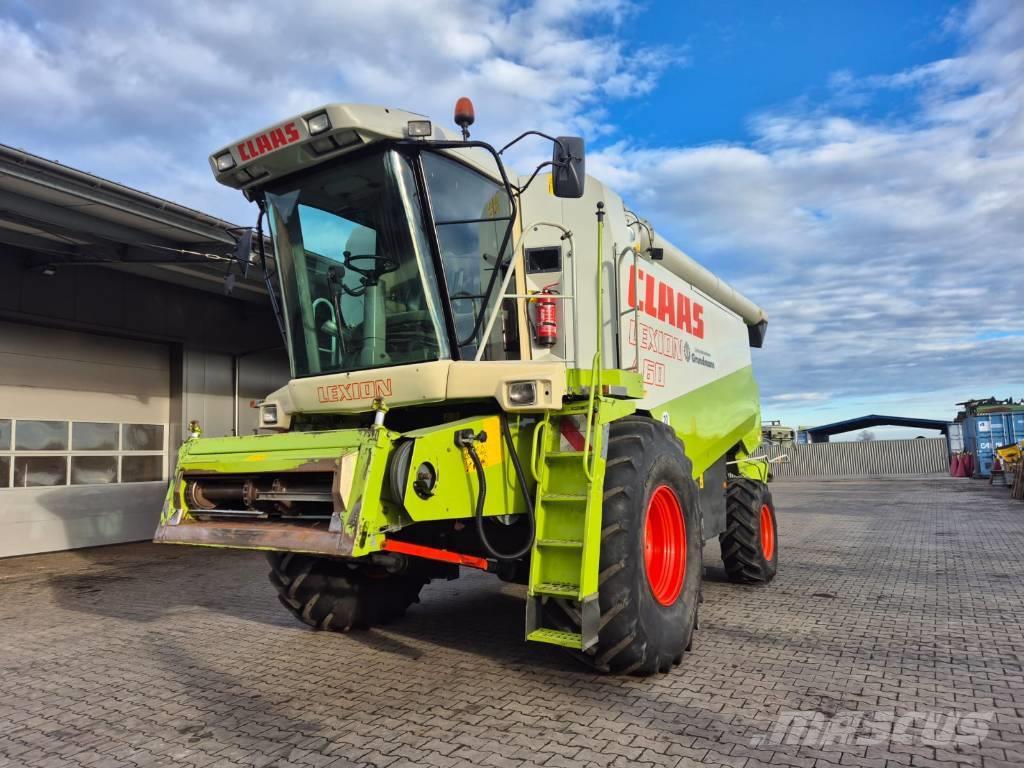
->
[[627, 265, 705, 339], [236, 121, 301, 163]]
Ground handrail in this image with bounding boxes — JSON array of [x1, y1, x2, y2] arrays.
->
[[581, 204, 606, 481], [530, 417, 549, 483], [615, 246, 641, 371], [581, 351, 600, 481], [473, 221, 576, 363], [502, 293, 575, 299]]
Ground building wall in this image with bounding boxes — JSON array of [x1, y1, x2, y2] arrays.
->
[[182, 349, 236, 440], [0, 255, 291, 557], [0, 322, 170, 557], [238, 348, 292, 436], [178, 347, 291, 441]]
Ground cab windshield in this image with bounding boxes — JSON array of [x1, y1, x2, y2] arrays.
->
[[266, 149, 450, 377], [264, 147, 518, 379]]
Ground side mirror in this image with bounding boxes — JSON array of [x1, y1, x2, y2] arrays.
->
[[232, 229, 253, 277], [552, 136, 585, 198]]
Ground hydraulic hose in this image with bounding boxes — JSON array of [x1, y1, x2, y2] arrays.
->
[[463, 415, 536, 561], [501, 414, 536, 519]]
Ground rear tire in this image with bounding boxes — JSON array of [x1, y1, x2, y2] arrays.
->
[[267, 552, 426, 631], [720, 478, 779, 583], [544, 416, 701, 675]]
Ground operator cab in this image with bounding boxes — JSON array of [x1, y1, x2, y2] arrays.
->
[[210, 102, 584, 383]]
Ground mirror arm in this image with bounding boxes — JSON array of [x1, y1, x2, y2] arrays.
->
[[514, 160, 556, 197], [255, 202, 287, 342], [497, 130, 567, 159]]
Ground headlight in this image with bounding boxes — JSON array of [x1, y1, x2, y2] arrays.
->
[[261, 404, 278, 425], [507, 381, 538, 406]]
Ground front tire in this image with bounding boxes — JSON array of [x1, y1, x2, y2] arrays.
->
[[545, 416, 702, 675], [267, 552, 426, 631], [720, 478, 779, 583]]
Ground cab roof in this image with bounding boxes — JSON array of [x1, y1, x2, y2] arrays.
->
[[209, 103, 487, 193]]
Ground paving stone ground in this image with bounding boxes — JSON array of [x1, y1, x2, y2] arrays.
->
[[1, 476, 1022, 768]]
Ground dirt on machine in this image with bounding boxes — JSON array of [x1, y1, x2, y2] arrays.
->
[[154, 98, 778, 675]]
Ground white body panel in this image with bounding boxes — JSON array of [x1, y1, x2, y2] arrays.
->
[[517, 175, 756, 407], [616, 256, 752, 412]]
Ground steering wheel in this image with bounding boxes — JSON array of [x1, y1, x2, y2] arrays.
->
[[343, 251, 399, 284]]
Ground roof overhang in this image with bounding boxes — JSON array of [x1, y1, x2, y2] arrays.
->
[[805, 414, 952, 440], [0, 143, 267, 302]]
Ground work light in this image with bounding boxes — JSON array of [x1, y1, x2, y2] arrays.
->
[[407, 120, 432, 137], [307, 112, 331, 135]]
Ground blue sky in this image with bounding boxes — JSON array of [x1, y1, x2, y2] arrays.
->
[[635, 1, 961, 145], [2, 0, 1021, 439]]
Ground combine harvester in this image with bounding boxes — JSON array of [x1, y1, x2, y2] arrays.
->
[[155, 99, 777, 674]]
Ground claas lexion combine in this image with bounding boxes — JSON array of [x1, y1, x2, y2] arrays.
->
[[155, 98, 778, 675]]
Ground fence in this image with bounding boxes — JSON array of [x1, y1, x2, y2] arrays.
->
[[758, 437, 949, 478]]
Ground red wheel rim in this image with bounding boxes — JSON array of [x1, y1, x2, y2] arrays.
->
[[760, 503, 775, 561], [643, 485, 686, 606]]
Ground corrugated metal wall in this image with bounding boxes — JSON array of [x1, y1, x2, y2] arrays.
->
[[759, 437, 948, 478]]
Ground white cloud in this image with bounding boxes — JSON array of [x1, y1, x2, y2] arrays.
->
[[0, 19, 79, 112], [765, 392, 832, 404], [1, 0, 673, 221]]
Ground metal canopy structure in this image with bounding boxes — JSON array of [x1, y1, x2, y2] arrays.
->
[[0, 143, 266, 302], [805, 414, 952, 443]]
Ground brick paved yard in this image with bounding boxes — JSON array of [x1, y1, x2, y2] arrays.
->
[[1, 477, 1022, 768]]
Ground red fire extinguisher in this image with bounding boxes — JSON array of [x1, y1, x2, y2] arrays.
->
[[533, 284, 559, 347]]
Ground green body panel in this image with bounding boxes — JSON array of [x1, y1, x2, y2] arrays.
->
[[399, 415, 533, 523], [346, 428, 397, 557], [651, 364, 762, 478], [159, 415, 544, 559], [733, 416, 771, 482], [175, 429, 366, 471]]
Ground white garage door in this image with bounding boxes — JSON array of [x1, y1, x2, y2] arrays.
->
[[0, 321, 170, 557]]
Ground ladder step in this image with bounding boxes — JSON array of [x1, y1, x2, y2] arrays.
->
[[527, 628, 583, 649], [546, 451, 586, 459], [541, 492, 588, 502], [536, 538, 583, 548], [534, 581, 580, 598]]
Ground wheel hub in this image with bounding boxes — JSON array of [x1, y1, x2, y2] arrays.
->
[[643, 484, 686, 606]]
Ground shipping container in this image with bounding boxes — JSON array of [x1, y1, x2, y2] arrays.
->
[[962, 412, 1024, 478], [1012, 412, 1024, 442]]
